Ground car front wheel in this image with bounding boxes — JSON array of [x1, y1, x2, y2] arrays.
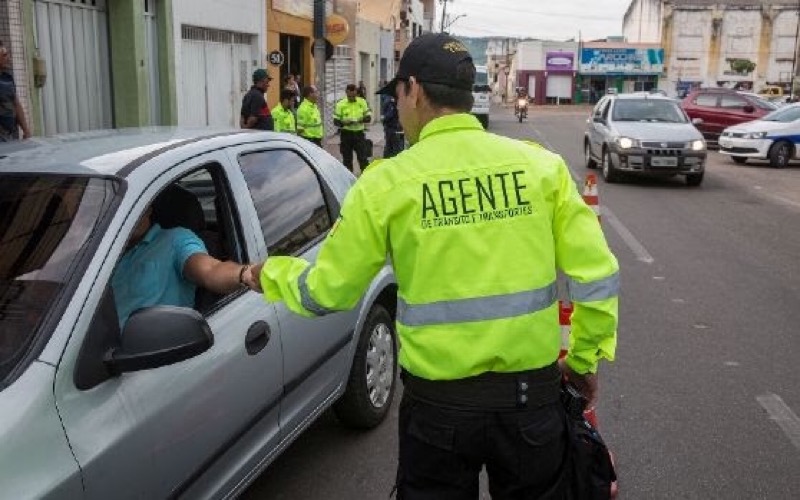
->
[[334, 303, 397, 429], [585, 141, 597, 169], [602, 148, 621, 183], [731, 156, 748, 165], [769, 141, 792, 169], [686, 172, 704, 186]]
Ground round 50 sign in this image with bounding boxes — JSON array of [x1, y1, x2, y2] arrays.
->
[[268, 50, 285, 67]]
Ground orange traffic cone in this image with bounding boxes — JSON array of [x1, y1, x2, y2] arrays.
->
[[582, 173, 600, 222]]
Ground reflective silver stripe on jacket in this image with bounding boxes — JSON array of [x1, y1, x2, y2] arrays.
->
[[398, 282, 558, 327], [298, 267, 334, 316], [567, 272, 620, 302]]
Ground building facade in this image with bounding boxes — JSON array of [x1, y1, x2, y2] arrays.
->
[[623, 0, 800, 95], [577, 39, 665, 103], [514, 40, 578, 105]]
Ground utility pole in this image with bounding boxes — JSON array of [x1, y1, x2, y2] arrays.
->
[[440, 0, 449, 33], [792, 0, 800, 100], [313, 0, 328, 139]]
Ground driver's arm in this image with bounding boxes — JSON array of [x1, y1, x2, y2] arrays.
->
[[184, 254, 255, 294]]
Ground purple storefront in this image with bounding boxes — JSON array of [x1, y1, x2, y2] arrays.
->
[[517, 50, 576, 105]]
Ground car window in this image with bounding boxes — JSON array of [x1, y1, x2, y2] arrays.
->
[[611, 99, 688, 123], [600, 99, 611, 119], [592, 98, 607, 117], [694, 94, 718, 107], [763, 106, 800, 122], [720, 95, 748, 109], [0, 174, 119, 386], [238, 149, 333, 256]]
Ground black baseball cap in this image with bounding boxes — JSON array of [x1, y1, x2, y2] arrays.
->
[[377, 33, 475, 96]]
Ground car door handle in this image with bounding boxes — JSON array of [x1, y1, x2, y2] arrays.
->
[[245, 321, 271, 355]]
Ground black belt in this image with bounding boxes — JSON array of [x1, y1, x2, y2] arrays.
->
[[401, 363, 561, 411]]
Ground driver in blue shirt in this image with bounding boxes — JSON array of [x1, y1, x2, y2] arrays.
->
[[111, 206, 259, 328]]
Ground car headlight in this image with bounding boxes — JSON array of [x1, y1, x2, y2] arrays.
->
[[690, 139, 705, 151], [617, 137, 637, 149], [743, 132, 767, 139]]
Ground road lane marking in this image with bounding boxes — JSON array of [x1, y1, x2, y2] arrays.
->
[[769, 193, 800, 210], [757, 394, 800, 451], [602, 207, 655, 264], [529, 122, 652, 264]]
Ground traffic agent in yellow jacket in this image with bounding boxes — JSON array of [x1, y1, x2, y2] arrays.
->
[[257, 113, 619, 380]]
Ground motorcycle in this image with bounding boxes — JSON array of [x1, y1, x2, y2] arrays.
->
[[515, 97, 528, 122]]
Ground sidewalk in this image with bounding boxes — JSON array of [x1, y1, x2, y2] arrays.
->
[[323, 127, 386, 175]]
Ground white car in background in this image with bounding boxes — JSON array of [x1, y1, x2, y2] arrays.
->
[[719, 103, 800, 168]]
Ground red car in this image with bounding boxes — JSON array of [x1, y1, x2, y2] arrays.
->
[[681, 88, 777, 145]]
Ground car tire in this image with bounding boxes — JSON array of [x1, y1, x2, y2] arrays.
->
[[731, 156, 748, 165], [334, 303, 397, 429], [602, 148, 621, 183], [585, 141, 597, 169], [769, 141, 792, 169], [685, 172, 704, 187]]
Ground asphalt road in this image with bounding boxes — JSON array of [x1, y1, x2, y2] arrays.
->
[[243, 106, 800, 499]]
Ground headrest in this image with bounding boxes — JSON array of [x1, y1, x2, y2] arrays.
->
[[151, 184, 205, 234]]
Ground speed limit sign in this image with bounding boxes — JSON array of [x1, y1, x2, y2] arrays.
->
[[267, 50, 285, 67]]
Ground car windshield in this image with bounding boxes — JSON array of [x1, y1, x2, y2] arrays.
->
[[762, 106, 800, 122], [1, 174, 119, 384], [612, 99, 688, 123]]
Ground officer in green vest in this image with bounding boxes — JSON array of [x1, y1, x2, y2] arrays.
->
[[249, 33, 619, 498], [271, 89, 296, 134], [334, 83, 372, 172], [297, 85, 323, 146]]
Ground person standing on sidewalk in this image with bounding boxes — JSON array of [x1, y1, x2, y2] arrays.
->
[[240, 69, 273, 131], [381, 94, 404, 158], [0, 41, 30, 141], [296, 85, 323, 146], [248, 33, 619, 498], [334, 84, 371, 172], [272, 89, 297, 134]]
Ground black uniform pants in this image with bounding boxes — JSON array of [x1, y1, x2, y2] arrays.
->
[[384, 131, 405, 158], [395, 368, 567, 500], [340, 129, 368, 172]]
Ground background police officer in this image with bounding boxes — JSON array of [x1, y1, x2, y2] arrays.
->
[[334, 83, 372, 172], [249, 33, 619, 499], [296, 85, 324, 146]]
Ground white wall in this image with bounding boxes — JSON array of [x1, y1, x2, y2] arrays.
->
[[622, 0, 661, 44], [517, 41, 543, 71], [669, 9, 711, 85], [355, 17, 381, 116], [768, 10, 798, 83], [717, 9, 761, 83]]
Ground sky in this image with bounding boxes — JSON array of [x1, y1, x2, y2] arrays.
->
[[440, 0, 634, 41]]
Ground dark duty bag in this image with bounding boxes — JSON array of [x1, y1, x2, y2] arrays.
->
[[561, 383, 617, 500]]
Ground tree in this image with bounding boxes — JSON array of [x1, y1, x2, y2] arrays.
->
[[729, 58, 756, 75]]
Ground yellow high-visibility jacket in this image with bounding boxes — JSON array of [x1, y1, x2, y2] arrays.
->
[[296, 99, 323, 139], [260, 113, 619, 380]]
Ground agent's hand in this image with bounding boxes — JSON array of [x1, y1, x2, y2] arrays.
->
[[248, 262, 264, 293], [558, 358, 599, 410]]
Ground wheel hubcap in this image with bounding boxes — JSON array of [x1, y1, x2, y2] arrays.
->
[[778, 146, 788, 165], [365, 323, 394, 408]]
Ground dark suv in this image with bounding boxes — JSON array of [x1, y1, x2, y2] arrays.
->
[[681, 88, 777, 145]]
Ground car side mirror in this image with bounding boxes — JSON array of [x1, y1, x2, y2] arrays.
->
[[743, 105, 755, 114], [105, 306, 213, 374], [692, 117, 704, 125], [593, 116, 605, 124]]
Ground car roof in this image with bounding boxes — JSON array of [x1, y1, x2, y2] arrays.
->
[[0, 127, 272, 177], [609, 93, 675, 101]]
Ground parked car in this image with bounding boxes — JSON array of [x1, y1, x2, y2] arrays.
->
[[584, 93, 707, 186], [0, 129, 398, 499], [718, 102, 800, 168], [681, 88, 777, 145]]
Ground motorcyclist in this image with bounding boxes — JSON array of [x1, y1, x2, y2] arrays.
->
[[515, 87, 529, 119]]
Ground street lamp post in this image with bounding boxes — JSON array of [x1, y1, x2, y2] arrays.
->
[[503, 66, 511, 103], [792, 1, 800, 100]]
